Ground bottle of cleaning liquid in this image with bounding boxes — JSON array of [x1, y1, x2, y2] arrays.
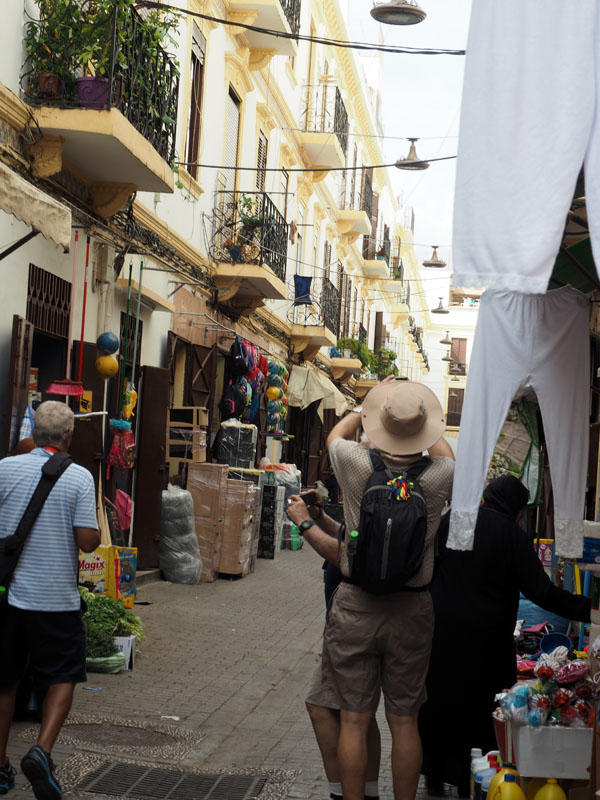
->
[[470, 748, 485, 798], [474, 757, 500, 800], [499, 774, 526, 800], [533, 779, 567, 800], [526, 778, 546, 800], [482, 766, 500, 800], [488, 764, 522, 800]]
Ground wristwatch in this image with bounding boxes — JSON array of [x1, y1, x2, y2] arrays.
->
[[353, 405, 363, 414], [298, 519, 315, 534]]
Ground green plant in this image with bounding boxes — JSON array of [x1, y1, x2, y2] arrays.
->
[[85, 622, 119, 658], [336, 337, 358, 356], [24, 0, 82, 87], [79, 586, 146, 647]]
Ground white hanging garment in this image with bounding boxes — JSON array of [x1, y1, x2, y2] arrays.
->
[[453, 1, 600, 293], [448, 287, 590, 558]]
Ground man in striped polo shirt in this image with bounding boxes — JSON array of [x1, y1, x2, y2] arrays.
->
[[0, 401, 99, 800]]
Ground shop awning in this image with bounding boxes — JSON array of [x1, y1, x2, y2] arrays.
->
[[0, 161, 71, 252], [287, 365, 349, 421]]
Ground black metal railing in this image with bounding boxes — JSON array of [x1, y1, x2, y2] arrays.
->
[[391, 258, 404, 281], [322, 279, 340, 336], [212, 191, 288, 282], [449, 362, 467, 377], [361, 172, 373, 220], [22, 0, 179, 164], [302, 83, 349, 156], [279, 0, 301, 35], [358, 323, 367, 345]]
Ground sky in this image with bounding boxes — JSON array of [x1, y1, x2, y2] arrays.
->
[[348, 0, 472, 304]]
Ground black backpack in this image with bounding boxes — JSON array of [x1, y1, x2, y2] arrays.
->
[[347, 451, 430, 595]]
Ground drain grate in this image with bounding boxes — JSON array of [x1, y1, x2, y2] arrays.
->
[[77, 761, 267, 799]]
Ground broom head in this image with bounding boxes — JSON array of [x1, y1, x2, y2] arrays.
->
[[46, 379, 85, 397]]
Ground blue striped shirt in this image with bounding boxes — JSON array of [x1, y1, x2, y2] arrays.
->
[[0, 448, 98, 611]]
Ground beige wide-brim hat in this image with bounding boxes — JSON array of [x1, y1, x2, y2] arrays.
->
[[361, 380, 446, 456]]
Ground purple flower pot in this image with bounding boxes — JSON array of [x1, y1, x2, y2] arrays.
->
[[76, 76, 110, 110]]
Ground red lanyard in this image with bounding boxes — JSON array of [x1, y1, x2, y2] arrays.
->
[[43, 446, 59, 454]]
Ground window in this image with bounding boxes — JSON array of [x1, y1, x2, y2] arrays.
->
[[27, 264, 70, 338], [447, 388, 464, 427], [279, 168, 289, 219], [256, 129, 268, 192], [449, 337, 467, 375], [186, 24, 206, 181], [224, 88, 241, 195], [323, 241, 332, 283]]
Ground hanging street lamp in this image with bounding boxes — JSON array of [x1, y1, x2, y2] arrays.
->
[[422, 246, 447, 268], [440, 331, 452, 345], [431, 297, 449, 314], [441, 350, 453, 362], [395, 138, 429, 170], [371, 1, 426, 25]]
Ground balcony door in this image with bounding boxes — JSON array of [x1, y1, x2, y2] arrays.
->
[[224, 88, 241, 197]]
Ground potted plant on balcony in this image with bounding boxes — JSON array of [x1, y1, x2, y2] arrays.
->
[[76, 0, 115, 109], [336, 337, 357, 359], [238, 194, 264, 242], [23, 0, 80, 99]]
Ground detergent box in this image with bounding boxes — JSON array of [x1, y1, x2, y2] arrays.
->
[[78, 545, 120, 600]]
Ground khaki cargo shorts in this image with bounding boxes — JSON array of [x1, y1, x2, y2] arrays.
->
[[321, 582, 434, 717]]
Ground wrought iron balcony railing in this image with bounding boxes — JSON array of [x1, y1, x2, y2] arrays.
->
[[302, 83, 349, 156], [322, 278, 340, 336], [448, 362, 467, 377], [22, 0, 179, 164], [212, 191, 288, 282], [279, 0, 301, 35], [390, 258, 404, 281], [358, 323, 367, 345], [361, 172, 373, 220]]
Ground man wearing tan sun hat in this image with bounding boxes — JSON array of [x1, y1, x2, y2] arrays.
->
[[288, 377, 454, 800]]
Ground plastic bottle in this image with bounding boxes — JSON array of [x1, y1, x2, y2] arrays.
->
[[474, 759, 499, 800], [488, 764, 522, 800], [346, 529, 359, 568], [526, 778, 546, 800], [482, 768, 500, 800], [532, 779, 567, 800], [471, 751, 496, 799], [498, 774, 526, 800]]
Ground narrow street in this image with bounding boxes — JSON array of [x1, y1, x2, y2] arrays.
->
[[7, 546, 435, 799]]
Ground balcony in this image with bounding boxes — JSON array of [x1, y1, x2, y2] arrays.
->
[[330, 357, 363, 382], [298, 83, 349, 175], [290, 278, 340, 360], [360, 255, 389, 279], [388, 292, 410, 324], [448, 362, 467, 377], [228, 0, 300, 59], [211, 192, 287, 313], [22, 0, 177, 211], [336, 174, 372, 241]]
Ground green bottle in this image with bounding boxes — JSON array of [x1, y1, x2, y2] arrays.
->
[[347, 529, 359, 561]]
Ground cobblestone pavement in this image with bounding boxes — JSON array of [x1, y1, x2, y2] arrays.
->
[[6, 546, 438, 800]]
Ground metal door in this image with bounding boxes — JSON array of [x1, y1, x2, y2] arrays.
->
[[3, 315, 34, 456], [132, 365, 169, 569]]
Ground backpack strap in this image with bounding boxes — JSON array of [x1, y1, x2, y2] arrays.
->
[[405, 456, 432, 482], [368, 449, 393, 480]]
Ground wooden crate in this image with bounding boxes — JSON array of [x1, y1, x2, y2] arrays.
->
[[166, 406, 208, 463]]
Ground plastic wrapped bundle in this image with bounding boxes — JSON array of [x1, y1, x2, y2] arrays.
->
[[215, 420, 258, 468], [159, 485, 203, 584]]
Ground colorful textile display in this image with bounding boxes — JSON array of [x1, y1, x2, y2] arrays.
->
[[265, 360, 288, 435]]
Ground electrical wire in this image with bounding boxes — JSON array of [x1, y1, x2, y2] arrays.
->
[[176, 155, 456, 172], [137, 2, 466, 56], [282, 127, 459, 143]]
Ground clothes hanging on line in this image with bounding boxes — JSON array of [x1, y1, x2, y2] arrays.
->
[[447, 286, 590, 558], [453, 0, 600, 293]]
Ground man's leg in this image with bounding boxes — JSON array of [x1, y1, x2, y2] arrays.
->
[[306, 703, 340, 782], [386, 711, 422, 800], [366, 715, 381, 789], [338, 709, 373, 800], [0, 683, 19, 764], [37, 683, 75, 754]]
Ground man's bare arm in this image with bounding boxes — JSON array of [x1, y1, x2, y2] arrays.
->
[[326, 410, 361, 448], [287, 496, 341, 565], [427, 436, 455, 461], [76, 527, 100, 553]]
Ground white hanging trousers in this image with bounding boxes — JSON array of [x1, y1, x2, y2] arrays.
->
[[447, 287, 590, 558], [453, 1, 600, 293]]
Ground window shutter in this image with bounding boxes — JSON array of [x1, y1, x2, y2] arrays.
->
[[224, 89, 241, 195], [256, 130, 268, 192], [451, 337, 467, 363]]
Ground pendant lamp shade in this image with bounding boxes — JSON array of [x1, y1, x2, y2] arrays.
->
[[431, 297, 449, 314], [422, 246, 447, 268], [371, 1, 426, 25], [440, 331, 452, 345], [395, 138, 429, 171], [441, 350, 453, 362]]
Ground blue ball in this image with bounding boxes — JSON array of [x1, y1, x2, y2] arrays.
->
[[96, 331, 119, 355]]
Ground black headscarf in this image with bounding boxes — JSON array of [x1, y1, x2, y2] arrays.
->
[[482, 475, 529, 521]]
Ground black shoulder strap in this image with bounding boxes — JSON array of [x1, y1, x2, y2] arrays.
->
[[3, 451, 73, 557], [405, 456, 432, 482], [368, 449, 392, 479]]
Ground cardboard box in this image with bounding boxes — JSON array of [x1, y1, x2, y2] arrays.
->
[[79, 545, 121, 600], [113, 635, 136, 671], [535, 539, 553, 568], [219, 479, 257, 576], [113, 546, 137, 609], [512, 726, 592, 779], [188, 463, 228, 582]]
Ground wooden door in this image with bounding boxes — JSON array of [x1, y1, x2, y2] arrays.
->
[[70, 341, 105, 492], [3, 315, 34, 456], [132, 365, 169, 569]]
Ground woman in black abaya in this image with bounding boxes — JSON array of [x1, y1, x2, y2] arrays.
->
[[419, 475, 590, 796]]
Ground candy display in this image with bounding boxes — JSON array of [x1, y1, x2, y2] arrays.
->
[[265, 360, 288, 435], [501, 649, 594, 730]]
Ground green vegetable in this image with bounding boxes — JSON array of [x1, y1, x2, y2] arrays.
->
[[85, 621, 118, 658], [78, 585, 146, 654]]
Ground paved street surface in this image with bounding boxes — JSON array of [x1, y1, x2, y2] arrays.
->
[[7, 546, 437, 799]]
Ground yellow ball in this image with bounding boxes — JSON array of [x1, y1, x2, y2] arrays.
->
[[266, 386, 281, 401], [95, 354, 119, 378]]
